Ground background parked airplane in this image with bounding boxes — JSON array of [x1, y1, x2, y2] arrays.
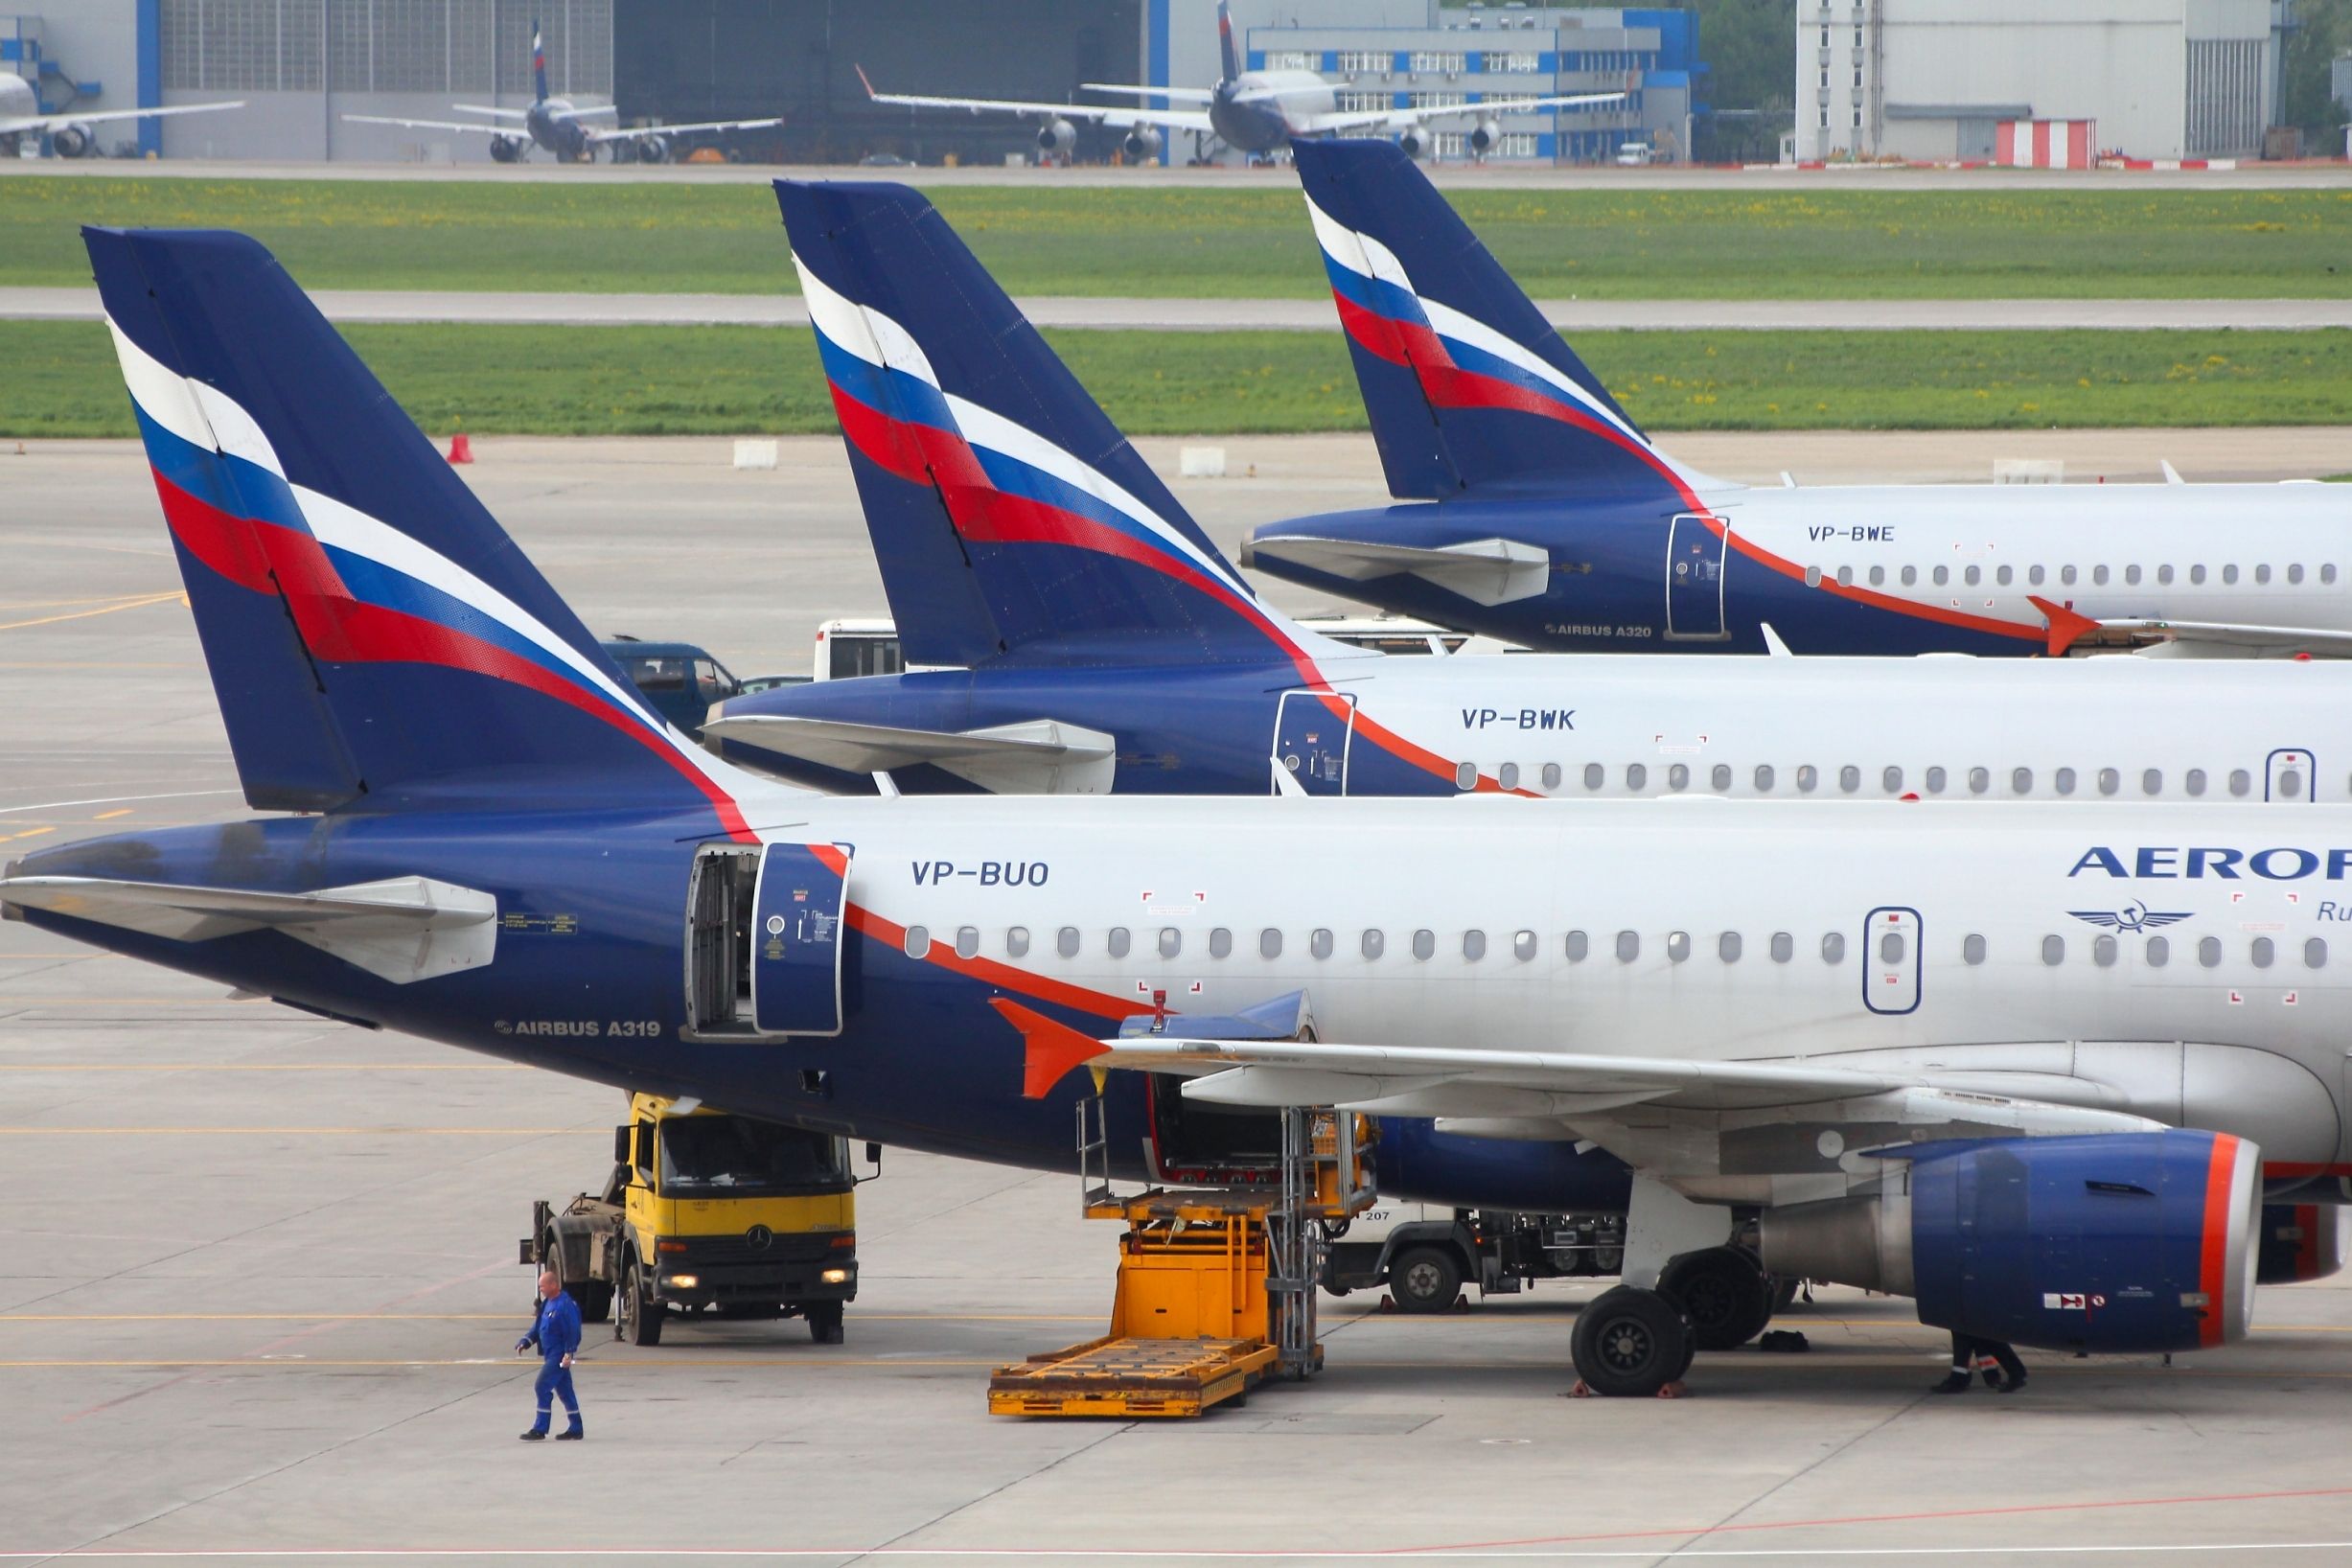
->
[[0, 72, 241, 158], [1244, 139, 2352, 658], [859, 1, 1621, 162], [343, 23, 779, 163]]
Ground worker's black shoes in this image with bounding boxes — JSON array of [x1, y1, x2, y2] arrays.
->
[[1928, 1372, 1973, 1395], [519, 1429, 547, 1441], [556, 1427, 585, 1441]]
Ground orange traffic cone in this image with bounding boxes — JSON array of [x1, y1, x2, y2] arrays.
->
[[447, 431, 473, 465]]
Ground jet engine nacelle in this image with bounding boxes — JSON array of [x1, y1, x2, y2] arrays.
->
[[1760, 1130, 2260, 1354], [1121, 126, 1162, 160], [1037, 118, 1076, 155], [49, 122, 96, 158], [1396, 127, 1429, 159], [2256, 1202, 2350, 1285], [1468, 119, 1502, 155], [1370, 1118, 1632, 1213], [634, 135, 671, 164], [489, 134, 525, 164]]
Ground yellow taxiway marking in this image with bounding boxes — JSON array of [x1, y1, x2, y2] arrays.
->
[[0, 826, 56, 842], [0, 590, 185, 634], [90, 807, 133, 820]]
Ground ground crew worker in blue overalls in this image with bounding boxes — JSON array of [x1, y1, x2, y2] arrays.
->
[[516, 1268, 584, 1441]]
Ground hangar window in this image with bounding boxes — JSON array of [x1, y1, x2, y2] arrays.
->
[[1931, 565, 1948, 587], [2185, 768, 2207, 796], [2158, 565, 2175, 584], [2251, 937, 2275, 969], [2191, 565, 2207, 585], [2147, 935, 2169, 967], [904, 925, 931, 958], [1712, 764, 1733, 791], [2041, 934, 2065, 966], [2054, 767, 2076, 796], [2198, 935, 2223, 967], [1754, 764, 1776, 792], [1796, 765, 1818, 793], [1584, 763, 1605, 791], [2229, 769, 2252, 797], [1665, 931, 1690, 963], [1880, 931, 1905, 964], [1882, 766, 1903, 794], [2223, 565, 2240, 586], [1456, 761, 1478, 791], [1541, 763, 1563, 790], [1108, 928, 1132, 959], [1626, 763, 1648, 790], [1821, 932, 1846, 964], [1413, 929, 1437, 961], [1964, 565, 1981, 587], [1901, 565, 1917, 587], [1007, 927, 1030, 958], [1770, 932, 1794, 963], [1969, 767, 1990, 795], [1514, 930, 1538, 961], [2289, 564, 2305, 585], [2097, 768, 2119, 796], [954, 927, 980, 959], [1210, 928, 1233, 959], [2093, 934, 2117, 967], [1925, 766, 1947, 794], [2011, 767, 2033, 796], [1668, 763, 1690, 791], [2324, 565, 2339, 585], [1996, 565, 2014, 587], [2091, 565, 2110, 586], [1868, 565, 1884, 587], [1258, 929, 1282, 959], [1499, 762, 1520, 791], [1362, 929, 1384, 959], [1718, 932, 1741, 962], [2125, 565, 2141, 586], [2307, 938, 2328, 969], [2142, 769, 2162, 796], [1464, 930, 1487, 961], [1566, 930, 1589, 962], [1057, 927, 1080, 958], [1310, 929, 1333, 959], [1963, 934, 1986, 965], [1159, 928, 1182, 958], [2028, 565, 2045, 586], [1616, 931, 1640, 962]]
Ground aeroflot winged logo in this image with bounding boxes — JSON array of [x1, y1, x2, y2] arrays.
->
[[2069, 901, 2194, 934]]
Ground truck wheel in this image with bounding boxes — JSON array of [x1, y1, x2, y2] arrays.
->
[[616, 1258, 663, 1347], [573, 1280, 613, 1325], [1388, 1245, 1465, 1314], [807, 1302, 844, 1345]]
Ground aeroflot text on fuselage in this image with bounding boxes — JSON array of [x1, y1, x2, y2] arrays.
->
[[2070, 846, 2352, 879]]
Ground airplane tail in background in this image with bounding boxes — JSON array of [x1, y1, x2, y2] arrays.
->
[[531, 21, 549, 103], [1216, 1, 1242, 84], [85, 227, 755, 835], [775, 178, 1335, 672], [1290, 137, 1715, 507]]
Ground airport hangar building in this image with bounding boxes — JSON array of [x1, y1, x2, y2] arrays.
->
[[18, 0, 1695, 165]]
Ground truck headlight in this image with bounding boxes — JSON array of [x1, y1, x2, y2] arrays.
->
[[665, 1273, 700, 1288], [821, 1267, 849, 1284]]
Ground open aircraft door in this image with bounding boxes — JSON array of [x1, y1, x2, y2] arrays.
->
[[1273, 691, 1354, 796], [2267, 749, 2316, 803], [1665, 514, 1729, 640], [751, 843, 850, 1036]]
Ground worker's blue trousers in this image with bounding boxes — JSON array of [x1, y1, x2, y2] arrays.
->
[[531, 1362, 581, 1433]]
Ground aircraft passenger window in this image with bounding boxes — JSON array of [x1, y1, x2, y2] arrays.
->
[[1615, 931, 1640, 962], [1668, 764, 1689, 791], [1210, 928, 1233, 959], [2185, 769, 2207, 796], [2061, 565, 2077, 586], [1838, 765, 1860, 794], [2028, 565, 2045, 586], [2307, 938, 2328, 969], [1879, 931, 1905, 963], [2280, 767, 2303, 797], [1996, 565, 2014, 587], [1413, 930, 1437, 961], [2097, 768, 2119, 796], [2250, 936, 2275, 969], [1796, 765, 1818, 793], [1963, 934, 1986, 965], [1770, 932, 1794, 963], [1868, 565, 1885, 588], [2054, 768, 2076, 796], [1969, 767, 1990, 795], [1708, 764, 1730, 791], [1309, 929, 1332, 959], [1464, 930, 1487, 961], [1925, 767, 1947, 794], [2324, 565, 2340, 585], [1456, 761, 1478, 791], [1584, 763, 1605, 792], [1108, 928, 1132, 959], [2143, 769, 2162, 796], [956, 927, 980, 959], [2228, 769, 2251, 797], [1541, 763, 1563, 790], [1932, 565, 1949, 587], [2223, 565, 2239, 586], [1805, 565, 1823, 588], [2191, 565, 2206, 585], [2125, 565, 2141, 586], [2157, 565, 2174, 585], [2093, 934, 2117, 967], [1499, 762, 1520, 791], [1007, 927, 1030, 958], [1754, 764, 1776, 792], [2257, 565, 2272, 586], [1665, 931, 1690, 963], [2147, 935, 2169, 967], [1513, 930, 1537, 961], [1882, 766, 1903, 794], [1566, 930, 1589, 962], [1160, 928, 1182, 958], [1626, 763, 1648, 790], [2289, 564, 2305, 585], [2198, 935, 2222, 967], [2041, 934, 2064, 966], [1057, 927, 1080, 958], [2091, 565, 2110, 587], [1718, 932, 1741, 962], [1964, 565, 1981, 587], [1259, 929, 1281, 959], [1836, 566, 1854, 587], [904, 925, 931, 958], [1821, 933, 1845, 964], [1901, 565, 1918, 587], [2011, 767, 2033, 796], [1362, 929, 1384, 959]]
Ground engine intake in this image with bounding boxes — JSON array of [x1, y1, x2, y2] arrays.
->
[[1121, 126, 1162, 160], [50, 122, 96, 158], [1037, 118, 1076, 155], [1396, 128, 1428, 159], [1760, 1130, 2260, 1354], [1468, 119, 1502, 155]]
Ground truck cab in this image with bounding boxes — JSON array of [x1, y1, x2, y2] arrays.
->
[[600, 638, 743, 738], [527, 1095, 868, 1346]]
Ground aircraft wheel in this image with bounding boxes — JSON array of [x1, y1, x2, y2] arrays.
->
[[1570, 1285, 1692, 1397], [1660, 1246, 1774, 1351]]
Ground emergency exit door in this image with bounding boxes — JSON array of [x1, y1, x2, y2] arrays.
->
[[1665, 514, 1729, 639], [1863, 906, 1922, 1016], [1273, 691, 1354, 796], [2268, 749, 2317, 803], [751, 843, 850, 1036]]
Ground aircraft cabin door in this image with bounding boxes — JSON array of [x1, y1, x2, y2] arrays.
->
[[1273, 691, 1355, 796], [1862, 906, 1922, 1016], [1665, 514, 1729, 640], [2267, 748, 2316, 803], [751, 843, 850, 1036]]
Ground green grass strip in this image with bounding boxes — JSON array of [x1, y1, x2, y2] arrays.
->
[[12, 176, 2352, 299], [9, 320, 2352, 439]]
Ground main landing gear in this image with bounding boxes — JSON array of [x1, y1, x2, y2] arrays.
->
[[1568, 1180, 1785, 1397]]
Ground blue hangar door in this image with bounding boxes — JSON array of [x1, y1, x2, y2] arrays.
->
[[751, 843, 850, 1036], [1665, 514, 1729, 640]]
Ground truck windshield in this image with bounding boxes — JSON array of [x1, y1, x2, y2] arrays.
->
[[657, 1116, 848, 1196]]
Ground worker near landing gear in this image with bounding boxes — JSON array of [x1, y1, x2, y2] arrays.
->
[[516, 1268, 585, 1440], [1930, 1329, 2027, 1395]]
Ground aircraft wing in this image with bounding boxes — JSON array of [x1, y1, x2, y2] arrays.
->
[[0, 100, 244, 136], [1078, 82, 1219, 104], [1241, 533, 1551, 606], [339, 113, 519, 138], [587, 114, 784, 143], [1297, 91, 1626, 135], [448, 104, 531, 119], [703, 714, 1116, 795], [0, 874, 496, 985], [858, 68, 1213, 133], [2101, 618, 2352, 658]]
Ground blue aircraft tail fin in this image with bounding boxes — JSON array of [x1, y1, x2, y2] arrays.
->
[[84, 226, 756, 834], [1216, 1, 1242, 83], [776, 178, 1328, 669], [1291, 137, 1707, 506], [531, 20, 549, 103]]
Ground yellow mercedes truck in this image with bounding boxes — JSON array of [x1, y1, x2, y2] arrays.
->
[[524, 1095, 873, 1346]]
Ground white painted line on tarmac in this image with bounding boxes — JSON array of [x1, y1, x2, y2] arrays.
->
[[2, 1542, 2350, 1559], [0, 789, 241, 816]]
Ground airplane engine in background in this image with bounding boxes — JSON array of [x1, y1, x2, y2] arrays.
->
[[1370, 1118, 1632, 1213], [1121, 126, 1162, 161], [489, 134, 525, 163], [634, 135, 670, 164], [1037, 118, 1076, 155], [2257, 1203, 2350, 1284], [1760, 1130, 2260, 1355], [48, 122, 96, 157], [1396, 127, 1428, 159], [1468, 119, 1502, 156]]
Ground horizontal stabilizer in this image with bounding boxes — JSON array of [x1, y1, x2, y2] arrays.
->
[[0, 874, 496, 985], [703, 714, 1117, 795], [1243, 534, 1550, 606]]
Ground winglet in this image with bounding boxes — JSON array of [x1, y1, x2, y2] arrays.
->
[[2028, 594, 2100, 657], [992, 998, 1111, 1098], [855, 63, 879, 100]]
